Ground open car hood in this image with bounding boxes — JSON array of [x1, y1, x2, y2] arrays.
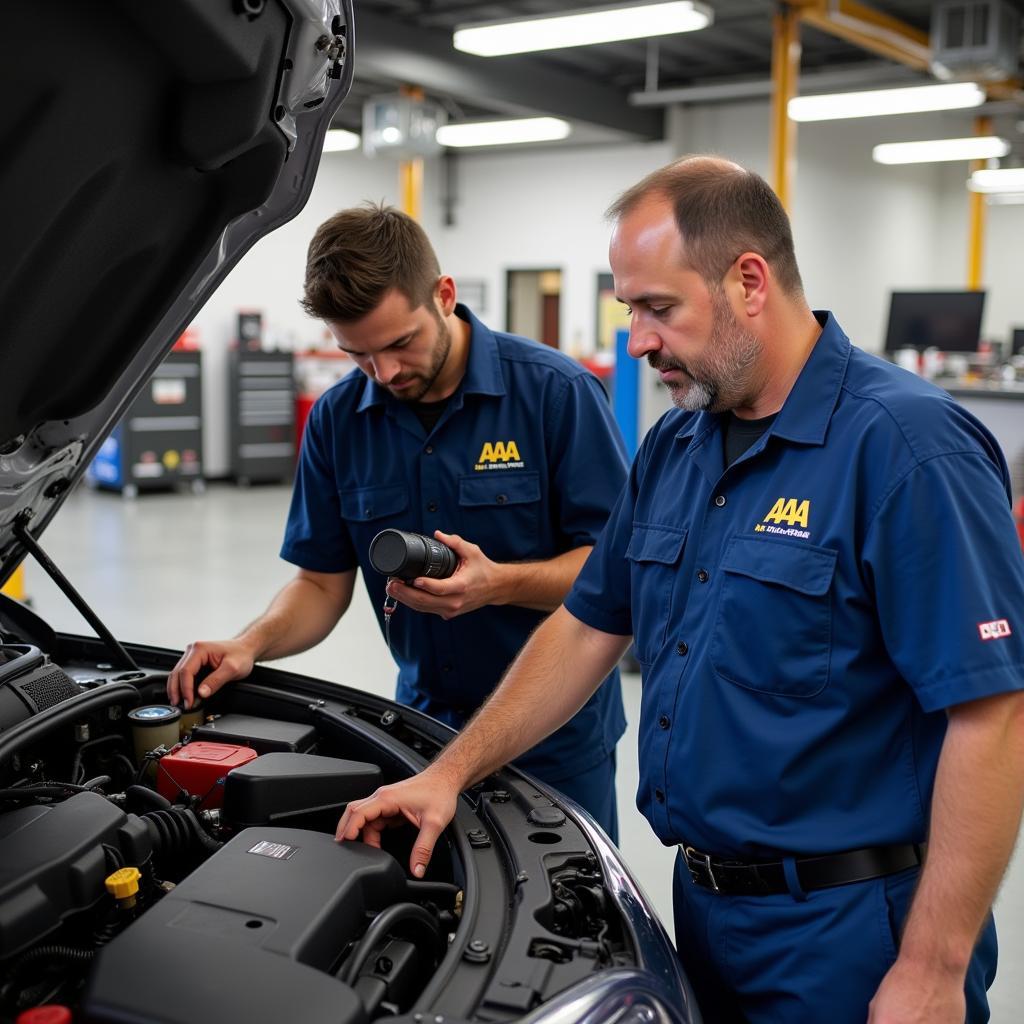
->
[[0, 0, 353, 585]]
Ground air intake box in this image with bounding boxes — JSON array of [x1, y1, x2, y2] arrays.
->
[[0, 644, 81, 731], [82, 828, 407, 1024], [223, 752, 382, 830]]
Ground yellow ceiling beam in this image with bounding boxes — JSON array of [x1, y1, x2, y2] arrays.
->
[[792, 0, 931, 72]]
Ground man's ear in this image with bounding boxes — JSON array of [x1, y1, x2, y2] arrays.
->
[[435, 275, 458, 316], [731, 252, 769, 317]]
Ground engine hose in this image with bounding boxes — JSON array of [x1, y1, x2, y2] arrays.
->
[[339, 903, 441, 986], [143, 807, 222, 857], [125, 784, 172, 813], [8, 944, 94, 983]]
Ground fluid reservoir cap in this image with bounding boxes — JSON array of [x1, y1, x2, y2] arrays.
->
[[16, 1007, 73, 1024], [128, 705, 182, 727], [105, 866, 141, 899]]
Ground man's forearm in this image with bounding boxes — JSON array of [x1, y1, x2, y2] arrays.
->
[[897, 690, 1024, 974], [432, 606, 631, 790], [492, 546, 592, 612], [237, 572, 353, 662]]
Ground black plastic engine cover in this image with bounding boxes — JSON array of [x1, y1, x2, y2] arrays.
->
[[191, 713, 316, 753], [82, 827, 407, 1024], [0, 792, 151, 958], [223, 752, 382, 830]]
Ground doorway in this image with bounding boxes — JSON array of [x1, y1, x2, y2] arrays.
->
[[505, 269, 562, 347]]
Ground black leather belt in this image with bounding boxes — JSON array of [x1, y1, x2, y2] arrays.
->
[[681, 842, 926, 896]]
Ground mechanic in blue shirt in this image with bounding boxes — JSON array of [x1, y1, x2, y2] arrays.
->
[[167, 203, 628, 839], [337, 160, 1024, 1024]]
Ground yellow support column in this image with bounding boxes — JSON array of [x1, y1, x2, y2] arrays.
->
[[770, 4, 802, 212], [400, 85, 425, 222], [400, 157, 424, 221], [1, 564, 26, 602], [967, 115, 991, 291]]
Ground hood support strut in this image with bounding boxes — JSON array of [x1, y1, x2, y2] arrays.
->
[[13, 514, 138, 672]]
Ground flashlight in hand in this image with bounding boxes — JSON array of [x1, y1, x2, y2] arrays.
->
[[369, 529, 458, 583]]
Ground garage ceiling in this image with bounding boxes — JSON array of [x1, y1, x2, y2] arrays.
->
[[333, 1, 1024, 142]]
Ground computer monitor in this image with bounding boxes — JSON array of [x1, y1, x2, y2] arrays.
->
[[1012, 328, 1024, 356], [883, 290, 986, 353]]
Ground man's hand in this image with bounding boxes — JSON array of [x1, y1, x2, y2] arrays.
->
[[336, 764, 461, 878], [387, 530, 505, 620], [166, 639, 256, 709], [867, 958, 967, 1023]]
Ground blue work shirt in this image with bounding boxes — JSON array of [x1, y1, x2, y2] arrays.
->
[[566, 312, 1024, 857], [282, 305, 628, 782]]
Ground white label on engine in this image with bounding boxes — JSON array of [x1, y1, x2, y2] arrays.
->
[[247, 840, 298, 860]]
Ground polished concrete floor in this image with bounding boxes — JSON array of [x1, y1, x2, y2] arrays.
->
[[24, 481, 1022, 1020]]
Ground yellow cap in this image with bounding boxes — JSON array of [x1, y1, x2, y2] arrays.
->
[[105, 867, 141, 899]]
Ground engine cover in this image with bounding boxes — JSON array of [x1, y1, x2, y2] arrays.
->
[[0, 792, 151, 958], [82, 827, 408, 1024]]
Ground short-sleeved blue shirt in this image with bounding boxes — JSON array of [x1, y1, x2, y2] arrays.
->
[[566, 312, 1024, 857], [282, 305, 628, 781]]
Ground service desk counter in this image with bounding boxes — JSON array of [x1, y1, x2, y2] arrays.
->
[[941, 382, 1024, 500]]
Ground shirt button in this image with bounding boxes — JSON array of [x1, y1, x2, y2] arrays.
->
[[425, 445, 434, 454], [442, 663, 453, 672], [496, 494, 508, 504], [714, 494, 726, 507], [655, 788, 665, 804], [697, 569, 709, 583], [658, 715, 670, 729], [676, 641, 688, 656], [427, 502, 438, 513]]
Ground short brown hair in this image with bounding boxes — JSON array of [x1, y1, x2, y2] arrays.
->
[[300, 203, 441, 322], [607, 157, 803, 296]]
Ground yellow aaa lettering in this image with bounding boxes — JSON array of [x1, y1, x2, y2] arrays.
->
[[764, 497, 810, 528], [478, 440, 521, 463]]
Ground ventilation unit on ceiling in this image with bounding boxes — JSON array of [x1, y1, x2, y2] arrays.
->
[[931, 0, 1021, 81], [361, 93, 446, 158]]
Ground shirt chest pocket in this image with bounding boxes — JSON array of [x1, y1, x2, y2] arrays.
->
[[710, 536, 837, 698], [625, 524, 687, 666], [339, 483, 411, 554], [457, 472, 541, 562]]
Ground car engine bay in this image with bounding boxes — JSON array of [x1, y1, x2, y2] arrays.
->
[[0, 595, 651, 1024]]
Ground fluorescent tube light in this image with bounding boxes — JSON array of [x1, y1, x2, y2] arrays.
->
[[323, 129, 361, 152], [453, 1, 712, 57], [436, 117, 572, 148], [968, 168, 1024, 193], [873, 136, 1010, 165], [788, 82, 985, 122]]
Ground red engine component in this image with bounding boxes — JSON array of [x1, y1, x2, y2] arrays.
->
[[156, 741, 258, 808]]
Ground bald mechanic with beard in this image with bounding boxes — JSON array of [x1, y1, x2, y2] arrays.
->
[[167, 203, 628, 839], [337, 160, 1024, 1023]]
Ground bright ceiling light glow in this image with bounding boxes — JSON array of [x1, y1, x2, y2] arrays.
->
[[788, 82, 985, 122], [873, 136, 1010, 165], [968, 167, 1024, 193], [453, 1, 712, 57], [323, 129, 360, 152], [436, 117, 572, 148]]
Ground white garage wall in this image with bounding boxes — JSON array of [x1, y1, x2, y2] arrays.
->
[[191, 104, 1023, 474]]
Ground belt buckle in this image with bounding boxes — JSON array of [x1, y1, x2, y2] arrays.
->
[[684, 845, 721, 894]]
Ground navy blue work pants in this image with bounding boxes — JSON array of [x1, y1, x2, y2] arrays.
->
[[673, 853, 997, 1023]]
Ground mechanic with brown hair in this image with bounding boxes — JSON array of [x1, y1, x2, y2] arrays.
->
[[167, 203, 628, 839]]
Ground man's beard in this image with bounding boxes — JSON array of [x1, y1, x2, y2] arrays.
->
[[391, 313, 452, 402], [648, 290, 763, 413]]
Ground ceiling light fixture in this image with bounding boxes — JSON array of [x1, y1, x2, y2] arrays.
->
[[968, 167, 1024, 193], [873, 136, 1010, 165], [788, 82, 986, 122], [322, 129, 361, 152], [436, 117, 572, 148], [453, 0, 712, 57]]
